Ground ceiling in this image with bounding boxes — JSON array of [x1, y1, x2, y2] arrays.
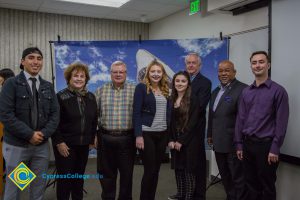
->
[[0, 0, 190, 23]]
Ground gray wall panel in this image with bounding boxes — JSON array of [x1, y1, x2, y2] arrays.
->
[[0, 8, 149, 81]]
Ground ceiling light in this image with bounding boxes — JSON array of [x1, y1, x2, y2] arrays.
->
[[140, 15, 147, 23], [57, 0, 131, 8]]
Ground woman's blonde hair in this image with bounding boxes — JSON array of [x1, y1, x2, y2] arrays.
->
[[143, 60, 169, 98]]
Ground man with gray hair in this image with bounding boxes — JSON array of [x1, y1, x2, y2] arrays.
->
[[95, 61, 136, 200], [185, 53, 211, 200]]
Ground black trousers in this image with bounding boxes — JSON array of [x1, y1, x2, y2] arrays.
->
[[243, 139, 278, 200], [193, 144, 206, 200], [98, 133, 135, 200], [215, 152, 246, 200], [139, 131, 168, 200], [53, 145, 89, 200]]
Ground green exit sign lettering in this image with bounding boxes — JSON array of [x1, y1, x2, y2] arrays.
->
[[190, 0, 200, 15]]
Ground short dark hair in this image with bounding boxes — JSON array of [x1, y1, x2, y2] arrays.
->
[[250, 51, 269, 62], [64, 62, 90, 85], [0, 68, 15, 85], [20, 47, 43, 70]]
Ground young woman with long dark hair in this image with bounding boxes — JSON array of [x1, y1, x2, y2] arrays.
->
[[168, 71, 202, 200]]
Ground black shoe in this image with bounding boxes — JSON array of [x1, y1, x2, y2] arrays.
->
[[168, 194, 180, 200]]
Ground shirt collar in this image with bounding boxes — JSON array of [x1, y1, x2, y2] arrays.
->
[[250, 78, 272, 89], [110, 82, 126, 91], [190, 71, 200, 81], [219, 78, 236, 90], [23, 70, 40, 81]]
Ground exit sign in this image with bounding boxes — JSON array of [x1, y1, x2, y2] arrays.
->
[[190, 0, 200, 15]]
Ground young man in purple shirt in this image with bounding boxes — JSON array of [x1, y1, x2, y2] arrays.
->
[[235, 51, 289, 200]]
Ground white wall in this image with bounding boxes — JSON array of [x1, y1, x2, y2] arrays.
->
[[271, 0, 300, 159], [149, 7, 268, 39], [271, 0, 300, 197]]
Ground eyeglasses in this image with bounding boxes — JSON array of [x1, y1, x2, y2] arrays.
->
[[111, 71, 127, 75]]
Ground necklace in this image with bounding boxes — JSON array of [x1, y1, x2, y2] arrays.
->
[[152, 88, 162, 96]]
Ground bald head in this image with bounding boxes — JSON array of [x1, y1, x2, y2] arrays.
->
[[218, 60, 236, 86]]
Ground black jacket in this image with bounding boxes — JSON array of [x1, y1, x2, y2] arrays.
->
[[52, 88, 97, 146], [169, 95, 202, 172], [191, 72, 211, 142], [0, 71, 60, 147]]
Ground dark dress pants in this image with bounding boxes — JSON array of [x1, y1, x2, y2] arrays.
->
[[193, 144, 206, 200], [215, 152, 246, 200], [243, 139, 278, 200], [98, 134, 135, 200], [139, 131, 168, 200], [53, 145, 89, 200]]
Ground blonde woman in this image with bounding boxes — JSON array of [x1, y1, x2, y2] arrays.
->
[[133, 60, 171, 200]]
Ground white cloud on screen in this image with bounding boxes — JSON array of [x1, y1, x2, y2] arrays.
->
[[89, 73, 111, 84], [177, 38, 224, 57], [55, 45, 70, 69], [89, 47, 102, 58]]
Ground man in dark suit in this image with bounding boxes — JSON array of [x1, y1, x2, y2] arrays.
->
[[187, 53, 212, 200], [207, 60, 247, 200]]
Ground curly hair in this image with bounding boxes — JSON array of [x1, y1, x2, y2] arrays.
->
[[143, 60, 169, 98], [64, 62, 90, 85], [171, 71, 192, 131]]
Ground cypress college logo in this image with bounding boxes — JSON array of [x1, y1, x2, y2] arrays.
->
[[8, 162, 36, 190]]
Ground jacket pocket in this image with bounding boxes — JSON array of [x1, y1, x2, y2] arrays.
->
[[16, 90, 30, 110], [40, 88, 53, 110]]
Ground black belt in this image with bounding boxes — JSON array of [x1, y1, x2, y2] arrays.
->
[[101, 128, 133, 136], [244, 135, 273, 142]]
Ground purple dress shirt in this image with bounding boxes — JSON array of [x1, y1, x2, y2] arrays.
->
[[235, 79, 289, 155]]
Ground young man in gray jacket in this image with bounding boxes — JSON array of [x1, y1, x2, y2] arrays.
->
[[0, 47, 59, 200]]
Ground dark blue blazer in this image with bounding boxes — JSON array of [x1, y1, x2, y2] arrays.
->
[[132, 83, 171, 137], [190, 72, 211, 142]]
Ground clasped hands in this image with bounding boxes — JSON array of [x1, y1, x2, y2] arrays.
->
[[168, 141, 182, 151], [29, 131, 44, 145]]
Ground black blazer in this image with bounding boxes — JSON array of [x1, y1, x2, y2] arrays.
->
[[169, 94, 202, 172], [190, 72, 212, 142], [207, 79, 247, 153]]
